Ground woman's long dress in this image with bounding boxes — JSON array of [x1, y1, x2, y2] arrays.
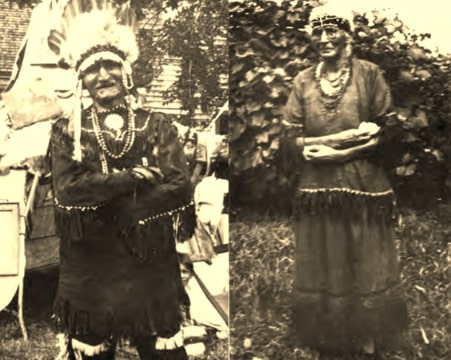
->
[[49, 107, 194, 340], [284, 58, 408, 352]]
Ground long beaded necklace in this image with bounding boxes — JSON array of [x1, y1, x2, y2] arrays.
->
[[91, 106, 136, 173], [314, 61, 351, 112]]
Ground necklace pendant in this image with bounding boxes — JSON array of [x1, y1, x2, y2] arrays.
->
[[91, 107, 136, 160], [104, 114, 125, 133]]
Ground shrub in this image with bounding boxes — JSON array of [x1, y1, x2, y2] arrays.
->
[[229, 0, 451, 212]]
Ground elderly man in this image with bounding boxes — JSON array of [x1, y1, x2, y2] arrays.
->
[[47, 1, 194, 359]]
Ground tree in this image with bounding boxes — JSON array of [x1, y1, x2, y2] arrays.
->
[[159, 0, 228, 125]]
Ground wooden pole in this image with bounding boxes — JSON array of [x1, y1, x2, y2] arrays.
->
[[18, 270, 28, 341], [18, 171, 40, 341]]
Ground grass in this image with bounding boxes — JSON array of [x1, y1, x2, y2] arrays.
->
[[0, 270, 227, 360], [230, 205, 450, 360]]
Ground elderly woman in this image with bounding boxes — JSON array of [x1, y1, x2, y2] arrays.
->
[[283, 4, 408, 356]]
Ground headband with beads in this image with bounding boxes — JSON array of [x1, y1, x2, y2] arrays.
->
[[311, 15, 352, 34], [308, 2, 354, 35]]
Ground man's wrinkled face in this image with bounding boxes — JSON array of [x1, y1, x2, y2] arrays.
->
[[82, 59, 124, 106], [311, 24, 348, 60]]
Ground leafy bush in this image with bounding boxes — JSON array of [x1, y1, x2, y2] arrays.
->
[[229, 0, 451, 211]]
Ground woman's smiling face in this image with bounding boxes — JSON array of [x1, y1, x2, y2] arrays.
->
[[311, 24, 349, 61], [82, 59, 124, 106]]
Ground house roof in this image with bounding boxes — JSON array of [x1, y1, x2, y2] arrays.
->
[[0, 2, 32, 78]]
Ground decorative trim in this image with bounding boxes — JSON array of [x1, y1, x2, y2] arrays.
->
[[138, 201, 194, 225], [71, 338, 111, 357], [311, 15, 351, 33], [96, 104, 128, 115], [298, 188, 394, 197], [155, 330, 184, 350], [54, 197, 104, 212], [293, 187, 396, 221], [76, 46, 126, 72]]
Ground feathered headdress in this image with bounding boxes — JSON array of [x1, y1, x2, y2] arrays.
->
[[47, 0, 139, 161], [49, 0, 138, 71]]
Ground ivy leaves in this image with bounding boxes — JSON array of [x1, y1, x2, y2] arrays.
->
[[230, 1, 451, 209], [230, 0, 312, 174]]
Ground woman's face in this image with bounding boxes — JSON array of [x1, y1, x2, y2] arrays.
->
[[82, 59, 124, 106], [311, 24, 349, 61]]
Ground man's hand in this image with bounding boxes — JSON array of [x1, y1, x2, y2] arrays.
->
[[130, 165, 164, 181]]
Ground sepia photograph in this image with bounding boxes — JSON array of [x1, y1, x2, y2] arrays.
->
[[0, 0, 228, 359], [1, 0, 451, 359], [230, 0, 449, 359]]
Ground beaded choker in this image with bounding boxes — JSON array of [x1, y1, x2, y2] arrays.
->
[[91, 106, 136, 163], [96, 104, 127, 114]]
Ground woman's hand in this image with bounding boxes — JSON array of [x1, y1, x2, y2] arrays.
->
[[330, 128, 369, 147], [298, 122, 380, 150], [329, 122, 380, 149], [303, 136, 379, 163], [303, 144, 342, 162]]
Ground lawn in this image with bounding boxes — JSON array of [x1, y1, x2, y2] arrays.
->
[[230, 205, 450, 360], [0, 270, 227, 360]]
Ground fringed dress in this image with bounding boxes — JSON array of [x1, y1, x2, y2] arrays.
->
[[284, 58, 408, 352], [48, 107, 194, 341]]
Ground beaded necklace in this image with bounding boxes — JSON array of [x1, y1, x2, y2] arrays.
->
[[91, 106, 136, 166], [314, 60, 351, 112], [99, 151, 109, 174]]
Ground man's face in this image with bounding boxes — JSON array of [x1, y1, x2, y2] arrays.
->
[[311, 24, 348, 60], [82, 59, 124, 106]]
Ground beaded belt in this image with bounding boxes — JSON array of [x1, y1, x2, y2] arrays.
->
[[138, 201, 194, 225], [54, 197, 104, 211], [54, 198, 193, 225]]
